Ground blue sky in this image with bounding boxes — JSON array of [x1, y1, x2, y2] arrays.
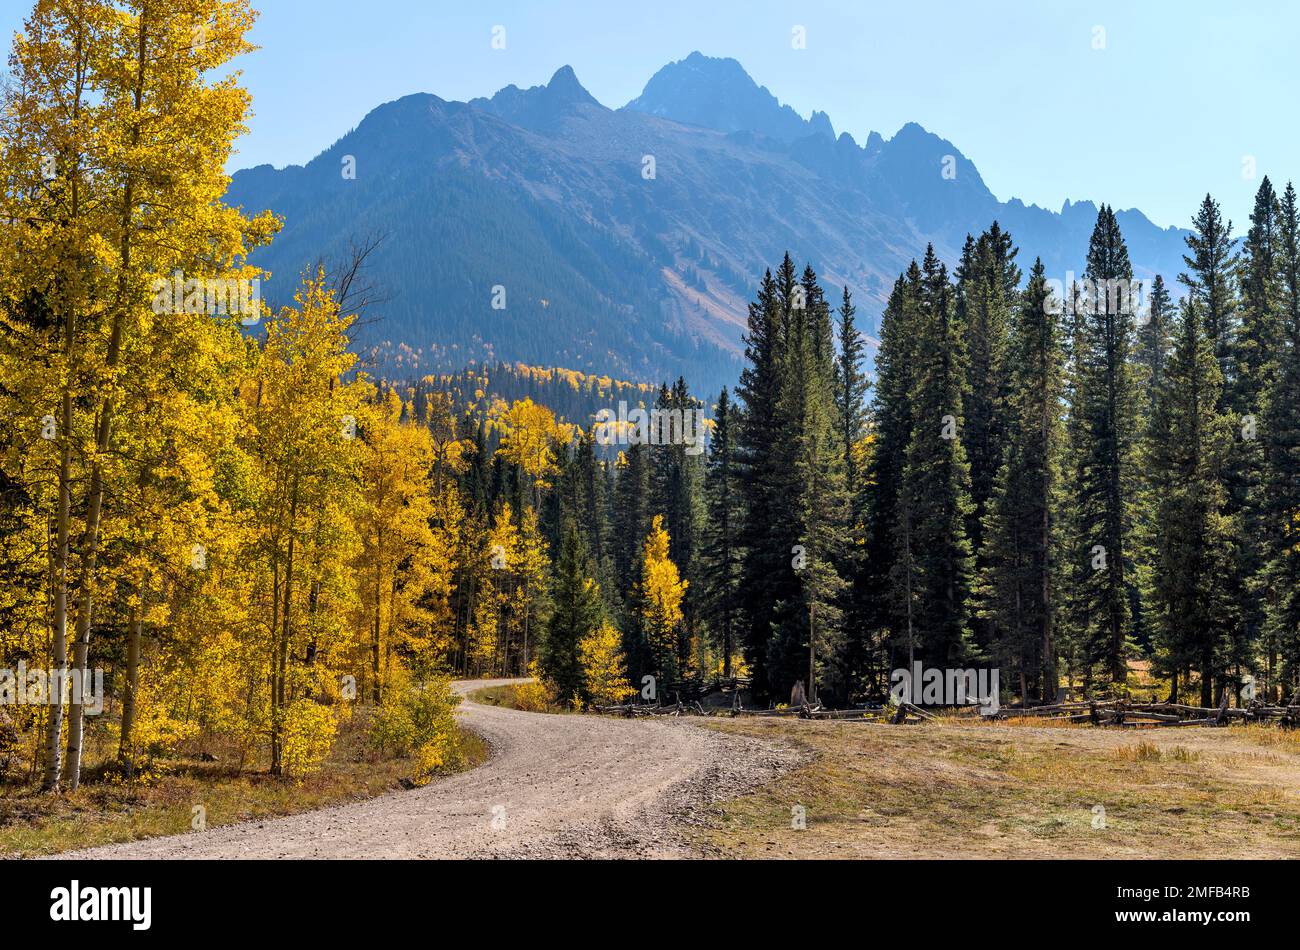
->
[[4, 0, 1295, 229]]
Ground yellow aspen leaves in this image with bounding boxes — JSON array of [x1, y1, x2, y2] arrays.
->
[[639, 515, 688, 682], [579, 622, 633, 706]]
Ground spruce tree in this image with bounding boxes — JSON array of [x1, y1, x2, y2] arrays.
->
[[766, 264, 847, 702], [1066, 205, 1140, 686], [1235, 177, 1284, 416], [734, 262, 797, 700], [1182, 195, 1262, 691], [834, 287, 870, 488], [612, 443, 650, 598], [1131, 275, 1173, 672], [542, 522, 605, 702], [1262, 182, 1300, 698], [832, 286, 872, 699], [546, 439, 583, 554], [1180, 194, 1239, 396], [978, 260, 1065, 701], [576, 427, 610, 575], [864, 268, 922, 677], [702, 388, 741, 677], [1228, 179, 1285, 685], [1145, 297, 1237, 706], [958, 223, 1019, 655], [899, 246, 975, 666], [1135, 274, 1174, 410]]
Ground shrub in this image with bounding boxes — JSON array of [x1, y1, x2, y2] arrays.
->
[[369, 676, 467, 784], [512, 662, 557, 711], [280, 699, 339, 780]]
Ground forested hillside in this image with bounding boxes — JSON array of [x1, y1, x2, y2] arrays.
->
[[412, 362, 662, 451], [226, 54, 1191, 394]]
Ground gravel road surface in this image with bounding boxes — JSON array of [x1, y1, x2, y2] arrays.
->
[[59, 679, 799, 859]]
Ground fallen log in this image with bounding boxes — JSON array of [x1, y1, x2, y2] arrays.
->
[[805, 707, 883, 720], [731, 707, 807, 718], [898, 703, 936, 722]]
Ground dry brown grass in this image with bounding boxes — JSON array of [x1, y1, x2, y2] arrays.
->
[[0, 709, 488, 858], [692, 716, 1300, 859]]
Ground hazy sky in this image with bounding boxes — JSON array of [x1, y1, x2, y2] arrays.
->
[[3, 0, 1295, 229]]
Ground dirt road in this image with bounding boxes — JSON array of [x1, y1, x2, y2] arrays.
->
[[61, 679, 797, 859]]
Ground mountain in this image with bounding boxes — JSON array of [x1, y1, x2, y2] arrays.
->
[[625, 51, 835, 143], [226, 53, 1190, 391]]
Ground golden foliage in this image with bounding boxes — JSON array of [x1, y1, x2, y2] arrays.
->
[[495, 397, 574, 488], [639, 515, 688, 680], [579, 622, 634, 706], [280, 701, 339, 781], [512, 662, 557, 712]]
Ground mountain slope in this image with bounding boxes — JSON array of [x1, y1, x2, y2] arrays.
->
[[226, 54, 1189, 391]]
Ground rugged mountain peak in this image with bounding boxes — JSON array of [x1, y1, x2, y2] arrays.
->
[[809, 110, 835, 139], [469, 64, 603, 127], [228, 54, 1191, 392], [878, 122, 989, 189], [623, 50, 831, 142], [545, 65, 600, 106]]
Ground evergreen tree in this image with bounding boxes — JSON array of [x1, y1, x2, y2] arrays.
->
[[864, 269, 922, 677], [546, 438, 583, 555], [612, 443, 650, 597], [958, 223, 1020, 655], [1146, 297, 1237, 706], [1130, 274, 1173, 672], [898, 246, 975, 666], [1261, 182, 1300, 698], [541, 522, 605, 702], [832, 286, 871, 699], [702, 388, 740, 677], [766, 264, 847, 702], [734, 263, 796, 700], [1227, 179, 1285, 685], [834, 287, 870, 489], [576, 427, 611, 584], [1235, 177, 1284, 417], [1180, 194, 1239, 396], [649, 377, 705, 673], [1066, 206, 1140, 685], [611, 442, 650, 676], [1135, 275, 1174, 410], [978, 260, 1064, 701]]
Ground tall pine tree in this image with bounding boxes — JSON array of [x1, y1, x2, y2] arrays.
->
[[1262, 182, 1300, 698], [1066, 206, 1140, 686], [978, 260, 1064, 701], [1135, 274, 1174, 410], [702, 388, 741, 677], [898, 246, 975, 666], [958, 223, 1020, 656], [766, 265, 847, 701], [1146, 297, 1236, 706], [1180, 194, 1239, 397], [864, 268, 923, 677], [542, 522, 605, 702], [832, 286, 872, 700]]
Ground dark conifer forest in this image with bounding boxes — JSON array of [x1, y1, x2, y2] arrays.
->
[[501, 188, 1300, 708]]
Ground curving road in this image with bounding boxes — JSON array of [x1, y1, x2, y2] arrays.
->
[[59, 679, 796, 859]]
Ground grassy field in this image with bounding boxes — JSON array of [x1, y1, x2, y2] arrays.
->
[[0, 710, 488, 858], [692, 716, 1300, 859]]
